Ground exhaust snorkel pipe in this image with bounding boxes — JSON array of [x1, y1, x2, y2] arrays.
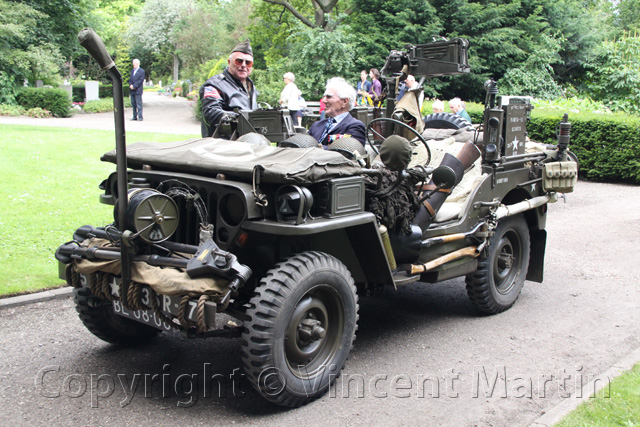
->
[[77, 29, 132, 306]]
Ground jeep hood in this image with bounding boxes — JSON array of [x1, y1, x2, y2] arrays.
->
[[101, 138, 363, 184]]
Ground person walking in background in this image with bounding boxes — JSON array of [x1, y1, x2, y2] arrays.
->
[[356, 70, 372, 106], [449, 97, 472, 123], [319, 98, 326, 120], [309, 77, 366, 147], [432, 99, 444, 113], [368, 68, 382, 105], [129, 58, 145, 121], [279, 72, 302, 126]]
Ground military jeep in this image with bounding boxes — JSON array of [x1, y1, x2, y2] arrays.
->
[[56, 30, 577, 407]]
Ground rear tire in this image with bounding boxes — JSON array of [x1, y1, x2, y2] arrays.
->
[[465, 214, 530, 314], [241, 251, 358, 407], [74, 284, 159, 345]]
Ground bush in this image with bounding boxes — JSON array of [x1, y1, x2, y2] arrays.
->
[[16, 87, 71, 117], [25, 107, 51, 118], [83, 97, 132, 114], [0, 104, 26, 116], [72, 83, 131, 103], [527, 112, 640, 183], [181, 81, 190, 97]]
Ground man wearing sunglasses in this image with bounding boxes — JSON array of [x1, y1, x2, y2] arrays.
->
[[309, 77, 367, 147], [199, 40, 258, 137]]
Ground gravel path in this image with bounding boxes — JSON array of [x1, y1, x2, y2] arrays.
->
[[0, 93, 201, 135]]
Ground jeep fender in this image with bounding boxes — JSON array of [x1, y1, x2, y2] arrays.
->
[[242, 213, 394, 286]]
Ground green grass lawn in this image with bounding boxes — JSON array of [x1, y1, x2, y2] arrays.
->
[[556, 363, 640, 426], [0, 124, 198, 297]]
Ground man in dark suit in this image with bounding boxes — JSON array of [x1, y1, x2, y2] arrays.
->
[[129, 58, 145, 121], [309, 77, 366, 147]]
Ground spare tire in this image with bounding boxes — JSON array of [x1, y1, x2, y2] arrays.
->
[[423, 112, 471, 130]]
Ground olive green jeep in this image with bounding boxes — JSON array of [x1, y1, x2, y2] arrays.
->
[[56, 30, 577, 407]]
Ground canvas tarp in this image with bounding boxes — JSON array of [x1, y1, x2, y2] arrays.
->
[[101, 138, 364, 184]]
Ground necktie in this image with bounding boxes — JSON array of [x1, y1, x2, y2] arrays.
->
[[319, 118, 335, 146]]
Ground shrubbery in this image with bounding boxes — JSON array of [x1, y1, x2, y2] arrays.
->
[[82, 97, 132, 113], [528, 112, 640, 183], [16, 87, 71, 117], [71, 84, 131, 103], [0, 104, 26, 116]]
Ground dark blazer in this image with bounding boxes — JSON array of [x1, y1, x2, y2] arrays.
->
[[309, 113, 367, 146], [129, 67, 145, 95]]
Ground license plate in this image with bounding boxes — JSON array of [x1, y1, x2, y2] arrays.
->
[[113, 298, 175, 331], [78, 273, 215, 331]]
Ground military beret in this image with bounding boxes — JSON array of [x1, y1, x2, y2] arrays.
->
[[232, 39, 253, 57]]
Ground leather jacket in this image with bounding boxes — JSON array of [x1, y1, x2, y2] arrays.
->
[[199, 68, 258, 137]]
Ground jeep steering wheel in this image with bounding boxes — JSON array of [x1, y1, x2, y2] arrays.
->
[[367, 117, 431, 166]]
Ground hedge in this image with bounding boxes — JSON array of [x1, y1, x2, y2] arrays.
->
[[16, 87, 71, 118], [71, 84, 131, 103], [467, 107, 640, 184], [527, 112, 640, 183]]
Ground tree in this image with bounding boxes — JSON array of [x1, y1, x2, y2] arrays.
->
[[0, 0, 64, 103], [16, 0, 93, 59], [260, 0, 351, 30], [349, 0, 443, 74], [584, 35, 640, 113], [127, 0, 192, 82], [176, 0, 254, 78]]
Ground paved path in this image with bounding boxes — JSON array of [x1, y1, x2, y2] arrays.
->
[[1, 181, 639, 426], [0, 93, 201, 135]]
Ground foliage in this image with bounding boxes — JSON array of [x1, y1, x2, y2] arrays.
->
[[349, 0, 442, 73], [0, 125, 200, 296], [24, 107, 52, 118], [249, 0, 315, 69], [0, 104, 26, 116], [72, 84, 131, 103], [288, 25, 359, 100], [0, 0, 66, 103], [583, 35, 640, 114], [499, 33, 564, 99], [127, 0, 191, 82], [528, 111, 640, 183], [176, 0, 254, 79], [16, 88, 72, 118], [82, 97, 131, 113], [609, 0, 640, 35], [17, 0, 92, 59]]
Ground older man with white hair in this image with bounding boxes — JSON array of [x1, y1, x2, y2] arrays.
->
[[309, 77, 367, 147]]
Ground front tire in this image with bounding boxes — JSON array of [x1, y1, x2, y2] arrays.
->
[[241, 251, 358, 407], [74, 284, 159, 345], [465, 214, 530, 314]]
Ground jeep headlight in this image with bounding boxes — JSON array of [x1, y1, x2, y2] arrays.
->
[[275, 185, 313, 224], [115, 189, 179, 243]]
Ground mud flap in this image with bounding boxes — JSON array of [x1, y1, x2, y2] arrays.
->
[[527, 229, 546, 283]]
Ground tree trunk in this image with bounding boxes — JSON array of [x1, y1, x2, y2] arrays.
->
[[172, 53, 179, 83]]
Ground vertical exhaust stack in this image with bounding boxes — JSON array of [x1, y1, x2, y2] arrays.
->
[[412, 141, 481, 233], [77, 28, 132, 305]]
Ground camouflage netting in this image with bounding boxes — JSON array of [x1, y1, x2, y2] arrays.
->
[[364, 167, 428, 235]]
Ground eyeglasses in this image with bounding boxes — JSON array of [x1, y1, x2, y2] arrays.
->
[[234, 58, 253, 67]]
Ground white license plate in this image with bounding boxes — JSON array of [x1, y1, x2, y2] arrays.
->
[[112, 298, 174, 331]]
